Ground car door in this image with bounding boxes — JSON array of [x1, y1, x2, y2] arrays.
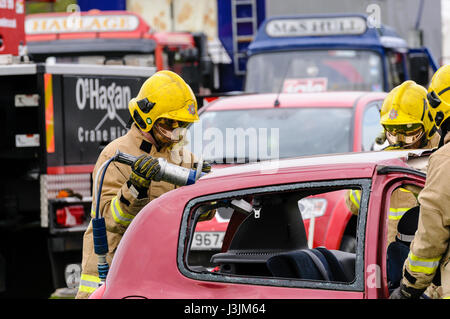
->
[[366, 164, 426, 299], [178, 176, 374, 299]]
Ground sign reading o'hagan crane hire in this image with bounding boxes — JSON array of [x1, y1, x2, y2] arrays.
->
[[265, 16, 367, 38], [63, 75, 143, 164]]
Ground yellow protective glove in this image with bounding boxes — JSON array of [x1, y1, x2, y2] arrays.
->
[[129, 155, 161, 191]]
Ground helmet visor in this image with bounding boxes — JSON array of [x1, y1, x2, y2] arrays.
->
[[157, 118, 190, 129], [153, 118, 189, 144], [384, 123, 424, 146]]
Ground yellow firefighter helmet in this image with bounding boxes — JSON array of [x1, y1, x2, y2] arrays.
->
[[128, 70, 199, 132], [380, 80, 436, 147], [427, 64, 450, 129]]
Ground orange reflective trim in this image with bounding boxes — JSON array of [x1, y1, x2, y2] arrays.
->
[[44, 73, 55, 153]]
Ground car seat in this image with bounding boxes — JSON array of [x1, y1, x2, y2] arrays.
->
[[210, 193, 309, 276], [386, 206, 420, 291], [266, 247, 355, 282]]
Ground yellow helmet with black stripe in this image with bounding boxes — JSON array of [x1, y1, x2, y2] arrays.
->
[[128, 70, 199, 132], [427, 64, 450, 129], [380, 80, 436, 147]]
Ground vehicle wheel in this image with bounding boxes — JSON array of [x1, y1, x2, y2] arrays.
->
[[339, 235, 357, 253]]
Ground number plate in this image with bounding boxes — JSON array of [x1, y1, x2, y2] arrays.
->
[[191, 231, 225, 250]]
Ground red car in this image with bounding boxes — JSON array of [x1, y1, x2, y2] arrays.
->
[[188, 91, 387, 259], [90, 149, 429, 299]]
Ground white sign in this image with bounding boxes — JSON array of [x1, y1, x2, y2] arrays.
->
[[15, 134, 40, 147], [15, 94, 39, 107], [282, 78, 328, 93], [74, 78, 130, 144], [0, 17, 16, 28], [0, 0, 14, 10], [191, 231, 225, 250], [266, 17, 367, 37], [25, 14, 140, 34]]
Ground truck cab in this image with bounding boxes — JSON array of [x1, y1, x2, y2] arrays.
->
[[244, 14, 438, 94], [25, 10, 214, 95]]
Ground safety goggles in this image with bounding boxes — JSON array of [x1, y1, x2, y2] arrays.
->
[[384, 124, 424, 146], [157, 118, 190, 129], [153, 118, 189, 143]]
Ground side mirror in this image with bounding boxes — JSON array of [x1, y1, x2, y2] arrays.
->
[[408, 52, 430, 86]]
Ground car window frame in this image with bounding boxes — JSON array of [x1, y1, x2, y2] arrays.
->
[[374, 172, 426, 297], [360, 100, 384, 151], [177, 178, 372, 292]]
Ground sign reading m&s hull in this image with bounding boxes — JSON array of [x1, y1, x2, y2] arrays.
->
[[265, 16, 367, 38]]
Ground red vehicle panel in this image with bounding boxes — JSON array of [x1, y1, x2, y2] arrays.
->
[[0, 0, 25, 56], [91, 150, 428, 299]]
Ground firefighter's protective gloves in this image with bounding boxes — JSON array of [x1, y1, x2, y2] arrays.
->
[[375, 129, 386, 145], [389, 282, 426, 299], [129, 155, 161, 196], [202, 161, 212, 173], [194, 160, 212, 174]]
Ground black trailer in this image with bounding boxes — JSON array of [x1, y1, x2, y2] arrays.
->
[[0, 62, 155, 298]]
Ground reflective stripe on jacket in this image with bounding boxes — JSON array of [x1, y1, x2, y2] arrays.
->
[[78, 274, 101, 294], [386, 188, 418, 246]]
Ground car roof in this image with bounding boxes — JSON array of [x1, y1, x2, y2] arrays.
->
[[203, 91, 386, 111], [200, 149, 429, 181]]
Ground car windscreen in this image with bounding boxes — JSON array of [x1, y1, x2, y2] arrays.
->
[[245, 50, 383, 93], [186, 108, 353, 163]]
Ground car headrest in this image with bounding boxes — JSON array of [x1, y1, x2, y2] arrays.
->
[[396, 206, 420, 246], [210, 193, 309, 265], [227, 193, 308, 252]]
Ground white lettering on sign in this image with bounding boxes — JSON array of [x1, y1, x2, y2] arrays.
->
[[0, 18, 16, 28], [266, 17, 367, 37], [75, 78, 130, 144], [75, 78, 130, 116], [0, 0, 14, 9], [282, 78, 328, 93], [77, 126, 127, 144], [25, 14, 140, 34]]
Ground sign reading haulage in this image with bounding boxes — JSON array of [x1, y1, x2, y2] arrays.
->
[[25, 14, 140, 34]]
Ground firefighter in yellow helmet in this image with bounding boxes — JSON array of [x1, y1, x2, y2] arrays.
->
[[390, 66, 450, 299], [380, 80, 439, 150], [76, 70, 211, 299], [345, 81, 439, 246]]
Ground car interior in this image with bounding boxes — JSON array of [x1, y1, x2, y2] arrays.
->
[[186, 187, 359, 285], [185, 180, 436, 294]]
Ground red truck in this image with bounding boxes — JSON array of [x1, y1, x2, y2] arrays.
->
[[24, 10, 214, 95], [0, 0, 25, 57], [89, 149, 429, 299]]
